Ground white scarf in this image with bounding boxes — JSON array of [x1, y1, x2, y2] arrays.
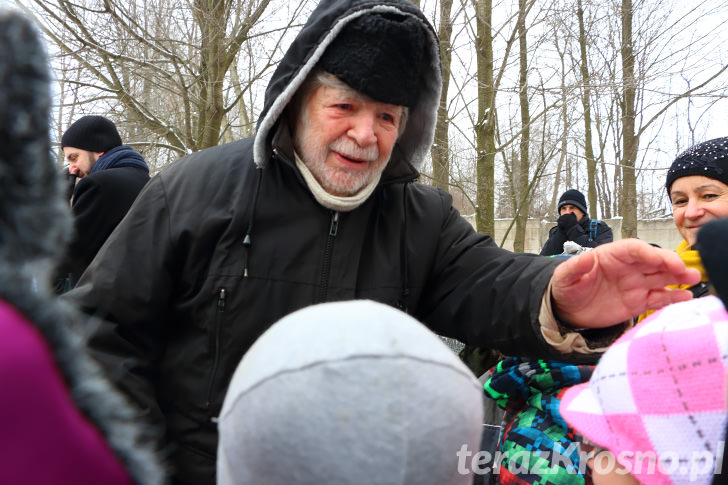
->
[[294, 152, 380, 212]]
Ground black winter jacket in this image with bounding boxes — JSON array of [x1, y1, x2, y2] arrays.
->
[[57, 162, 149, 288], [539, 217, 613, 256], [68, 0, 573, 483]]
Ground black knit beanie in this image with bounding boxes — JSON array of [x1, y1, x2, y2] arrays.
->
[[665, 137, 728, 193], [557, 189, 588, 217], [61, 115, 122, 152], [317, 13, 427, 108]]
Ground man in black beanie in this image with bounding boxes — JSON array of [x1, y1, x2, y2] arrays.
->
[[65, 2, 703, 483], [55, 115, 150, 292], [540, 188, 613, 256]]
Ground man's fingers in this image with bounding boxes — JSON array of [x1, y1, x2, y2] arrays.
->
[[620, 268, 701, 292], [552, 251, 598, 288], [644, 288, 694, 313]]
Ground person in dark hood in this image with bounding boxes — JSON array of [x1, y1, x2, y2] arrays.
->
[[540, 189, 613, 256], [0, 11, 163, 485], [55, 114, 150, 292], [65, 1, 700, 483]]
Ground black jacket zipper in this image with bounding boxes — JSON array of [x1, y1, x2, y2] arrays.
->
[[316, 211, 339, 303], [205, 287, 226, 414]]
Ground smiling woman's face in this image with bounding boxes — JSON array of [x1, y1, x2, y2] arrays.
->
[[669, 175, 728, 247]]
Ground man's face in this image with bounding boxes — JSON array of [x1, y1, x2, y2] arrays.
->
[[293, 83, 404, 197], [559, 204, 585, 221], [63, 147, 100, 178]]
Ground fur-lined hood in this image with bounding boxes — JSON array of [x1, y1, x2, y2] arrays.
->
[[253, 0, 442, 174], [0, 11, 164, 485]]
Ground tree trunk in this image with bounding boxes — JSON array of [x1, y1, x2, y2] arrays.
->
[[621, 0, 638, 238], [474, 0, 497, 237], [548, 28, 569, 217], [513, 0, 530, 253], [577, 0, 598, 218], [431, 0, 454, 193]]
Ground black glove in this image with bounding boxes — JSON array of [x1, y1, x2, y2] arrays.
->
[[557, 212, 578, 231]]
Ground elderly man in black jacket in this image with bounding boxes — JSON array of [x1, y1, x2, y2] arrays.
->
[[66, 1, 700, 483], [55, 115, 149, 291]]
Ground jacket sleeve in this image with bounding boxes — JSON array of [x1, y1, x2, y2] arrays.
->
[[64, 174, 176, 445], [539, 226, 566, 256], [415, 190, 593, 361]]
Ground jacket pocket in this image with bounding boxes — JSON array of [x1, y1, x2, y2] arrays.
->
[[205, 287, 226, 413]]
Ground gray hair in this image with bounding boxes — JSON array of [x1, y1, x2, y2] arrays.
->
[[290, 68, 409, 137]]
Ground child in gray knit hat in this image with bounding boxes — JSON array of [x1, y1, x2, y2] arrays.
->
[[216, 300, 484, 485]]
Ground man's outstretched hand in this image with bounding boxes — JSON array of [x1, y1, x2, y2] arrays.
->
[[551, 238, 701, 328]]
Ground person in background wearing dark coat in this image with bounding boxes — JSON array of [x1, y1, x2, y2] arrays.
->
[[55, 115, 149, 291], [540, 189, 613, 256], [65, 1, 699, 483]]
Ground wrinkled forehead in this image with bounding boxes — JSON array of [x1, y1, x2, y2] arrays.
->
[[303, 71, 405, 111]]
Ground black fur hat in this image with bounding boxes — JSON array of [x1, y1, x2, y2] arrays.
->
[[318, 12, 427, 107], [665, 137, 728, 192], [61, 115, 122, 152]]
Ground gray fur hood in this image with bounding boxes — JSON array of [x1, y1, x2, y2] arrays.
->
[[0, 11, 164, 485]]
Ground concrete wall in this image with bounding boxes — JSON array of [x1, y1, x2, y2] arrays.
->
[[465, 217, 682, 254]]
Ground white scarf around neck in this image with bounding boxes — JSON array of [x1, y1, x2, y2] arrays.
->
[[294, 152, 381, 212]]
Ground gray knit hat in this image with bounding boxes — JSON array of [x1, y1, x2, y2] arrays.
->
[[665, 137, 728, 192], [557, 189, 588, 217], [217, 300, 484, 485], [61, 115, 122, 152]]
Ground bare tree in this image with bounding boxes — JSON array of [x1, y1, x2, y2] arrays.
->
[[23, 0, 307, 170], [619, 0, 639, 237], [512, 0, 531, 252], [576, 0, 598, 216], [616, 0, 728, 236], [431, 0, 455, 192], [470, 0, 523, 236], [472, 0, 497, 235]]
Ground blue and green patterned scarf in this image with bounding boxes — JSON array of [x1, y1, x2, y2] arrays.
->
[[484, 358, 595, 485]]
